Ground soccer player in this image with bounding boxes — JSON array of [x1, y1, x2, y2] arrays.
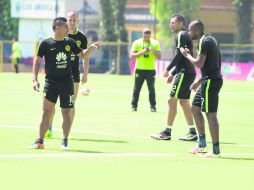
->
[[151, 15, 197, 141], [130, 28, 161, 112], [180, 20, 223, 157], [31, 17, 101, 149], [11, 37, 22, 73], [45, 11, 89, 138]]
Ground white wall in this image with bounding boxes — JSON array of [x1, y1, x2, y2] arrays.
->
[[19, 19, 53, 57], [14, 0, 101, 57]]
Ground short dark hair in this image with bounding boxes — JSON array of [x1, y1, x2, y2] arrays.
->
[[52, 17, 67, 30], [191, 20, 204, 33], [171, 14, 185, 26]]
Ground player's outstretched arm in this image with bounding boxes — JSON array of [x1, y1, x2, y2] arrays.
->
[[32, 56, 42, 92], [79, 41, 102, 59]]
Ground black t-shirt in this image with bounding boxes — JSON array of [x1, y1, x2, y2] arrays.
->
[[68, 30, 88, 64], [167, 30, 195, 74], [37, 37, 82, 79], [198, 35, 222, 78]]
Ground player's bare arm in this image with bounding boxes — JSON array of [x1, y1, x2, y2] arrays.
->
[[180, 47, 206, 68], [32, 56, 42, 91], [163, 65, 176, 78], [81, 58, 89, 84]]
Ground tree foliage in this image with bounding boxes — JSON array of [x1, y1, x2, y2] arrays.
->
[[0, 0, 19, 40], [99, 0, 127, 42], [150, 0, 200, 42], [233, 0, 253, 61], [233, 0, 253, 43]]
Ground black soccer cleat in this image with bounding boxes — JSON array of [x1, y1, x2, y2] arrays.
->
[[151, 130, 171, 140]]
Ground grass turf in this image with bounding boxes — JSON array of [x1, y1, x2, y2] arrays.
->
[[0, 73, 253, 190]]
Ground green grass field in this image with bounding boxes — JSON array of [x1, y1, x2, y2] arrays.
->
[[0, 73, 254, 190]]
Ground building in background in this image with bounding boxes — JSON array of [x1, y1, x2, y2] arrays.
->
[[7, 0, 254, 75], [11, 0, 100, 58], [125, 0, 254, 44]]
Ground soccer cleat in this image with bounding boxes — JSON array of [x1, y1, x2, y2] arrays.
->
[[61, 139, 69, 150], [179, 133, 198, 141], [199, 151, 221, 158], [45, 129, 53, 138], [151, 107, 157, 112], [189, 146, 207, 154], [151, 130, 171, 140], [29, 139, 44, 149], [132, 107, 137, 112]]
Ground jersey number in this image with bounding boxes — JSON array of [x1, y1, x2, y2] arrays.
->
[[201, 98, 204, 108], [69, 95, 74, 104], [171, 85, 177, 94]]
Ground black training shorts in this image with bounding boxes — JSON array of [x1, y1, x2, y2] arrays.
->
[[43, 78, 74, 108], [192, 78, 223, 113], [170, 72, 195, 99]]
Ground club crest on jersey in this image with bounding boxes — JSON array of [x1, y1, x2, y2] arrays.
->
[[76, 40, 81, 47], [65, 45, 71, 51]]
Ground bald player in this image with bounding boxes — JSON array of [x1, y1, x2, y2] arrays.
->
[[180, 20, 223, 158]]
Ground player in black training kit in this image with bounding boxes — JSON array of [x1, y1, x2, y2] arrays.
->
[[151, 14, 197, 141], [46, 11, 89, 138], [31, 17, 101, 149], [180, 20, 223, 158]]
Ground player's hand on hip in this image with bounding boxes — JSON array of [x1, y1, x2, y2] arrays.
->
[[81, 74, 88, 84], [33, 80, 40, 92]]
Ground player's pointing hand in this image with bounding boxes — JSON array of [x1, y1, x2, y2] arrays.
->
[[90, 41, 102, 49]]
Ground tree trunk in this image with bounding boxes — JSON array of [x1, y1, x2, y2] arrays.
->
[[235, 0, 253, 43]]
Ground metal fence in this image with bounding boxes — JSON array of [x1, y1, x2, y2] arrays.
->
[[1, 40, 254, 74], [0, 40, 130, 74]]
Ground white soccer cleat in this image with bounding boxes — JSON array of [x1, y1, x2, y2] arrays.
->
[[189, 146, 207, 154], [199, 151, 221, 158]]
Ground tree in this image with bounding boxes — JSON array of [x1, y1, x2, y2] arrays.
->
[[99, 0, 117, 41], [99, 0, 127, 42], [233, 0, 253, 44], [113, 0, 128, 42], [0, 0, 19, 39], [150, 0, 200, 43], [99, 0, 129, 74], [233, 0, 253, 62]]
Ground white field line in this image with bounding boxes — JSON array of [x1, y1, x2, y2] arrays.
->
[[1, 124, 254, 149], [0, 90, 254, 95], [0, 153, 254, 159], [0, 124, 148, 139]]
